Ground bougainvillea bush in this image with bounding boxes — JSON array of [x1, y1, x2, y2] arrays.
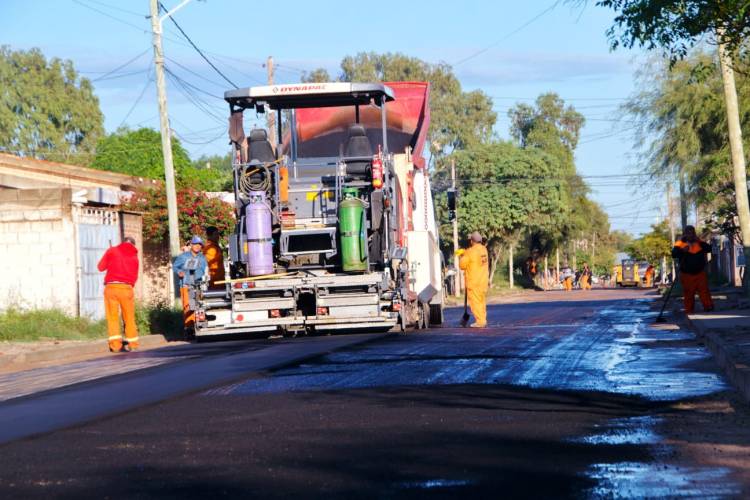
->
[[125, 184, 235, 245]]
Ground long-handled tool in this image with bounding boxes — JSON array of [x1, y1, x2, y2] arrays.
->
[[655, 268, 678, 323], [460, 291, 470, 327]]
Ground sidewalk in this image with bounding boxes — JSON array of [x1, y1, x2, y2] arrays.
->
[[0, 335, 177, 374], [680, 287, 750, 404]]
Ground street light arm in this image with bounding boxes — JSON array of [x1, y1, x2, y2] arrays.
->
[[157, 0, 192, 30]]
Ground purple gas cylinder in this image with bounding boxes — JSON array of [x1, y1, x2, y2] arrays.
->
[[244, 191, 274, 276]]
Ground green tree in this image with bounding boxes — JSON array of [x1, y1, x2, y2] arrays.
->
[[625, 52, 743, 232], [306, 52, 496, 154], [576, 0, 750, 292], [0, 46, 104, 165], [124, 184, 234, 244], [625, 221, 673, 263], [301, 68, 332, 83], [92, 127, 226, 190], [192, 152, 234, 191], [450, 141, 567, 285], [508, 93, 591, 258]]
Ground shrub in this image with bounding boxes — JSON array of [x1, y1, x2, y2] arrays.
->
[[0, 309, 104, 342]]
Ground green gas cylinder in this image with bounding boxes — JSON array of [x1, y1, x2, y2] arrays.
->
[[339, 188, 368, 272]]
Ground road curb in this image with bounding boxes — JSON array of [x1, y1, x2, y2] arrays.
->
[[0, 335, 169, 370], [685, 314, 750, 404]]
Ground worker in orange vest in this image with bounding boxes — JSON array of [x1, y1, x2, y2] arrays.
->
[[644, 264, 655, 288], [580, 262, 593, 290], [671, 225, 714, 314], [457, 231, 489, 328], [97, 236, 140, 352], [203, 226, 225, 287]]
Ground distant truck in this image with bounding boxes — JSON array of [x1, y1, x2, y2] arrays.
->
[[615, 259, 641, 287], [187, 82, 444, 337]]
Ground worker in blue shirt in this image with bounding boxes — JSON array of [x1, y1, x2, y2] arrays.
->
[[174, 235, 208, 330]]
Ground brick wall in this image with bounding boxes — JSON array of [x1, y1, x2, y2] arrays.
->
[[0, 188, 78, 314], [143, 240, 172, 305]]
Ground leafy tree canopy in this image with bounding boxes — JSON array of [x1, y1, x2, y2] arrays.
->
[[124, 184, 234, 244], [625, 220, 673, 263], [0, 45, 104, 165], [303, 52, 496, 153], [92, 127, 228, 191], [625, 50, 750, 239], [450, 141, 568, 282], [585, 0, 750, 60]]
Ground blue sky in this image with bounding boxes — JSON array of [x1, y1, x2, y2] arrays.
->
[[1, 0, 665, 235]]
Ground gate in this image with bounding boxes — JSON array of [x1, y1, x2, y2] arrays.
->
[[75, 207, 120, 320]]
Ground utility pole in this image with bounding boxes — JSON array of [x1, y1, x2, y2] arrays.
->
[[678, 167, 688, 231], [592, 231, 596, 267], [718, 31, 750, 295], [544, 255, 549, 291], [451, 159, 462, 296], [508, 243, 514, 289], [150, 0, 191, 267], [266, 56, 277, 146], [667, 183, 676, 281]]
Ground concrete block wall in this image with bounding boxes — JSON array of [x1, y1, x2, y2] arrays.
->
[[0, 189, 78, 314]]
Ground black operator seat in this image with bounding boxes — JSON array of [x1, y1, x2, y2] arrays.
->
[[248, 128, 276, 163], [343, 124, 373, 177]]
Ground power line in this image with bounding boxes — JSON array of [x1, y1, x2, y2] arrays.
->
[[164, 67, 223, 99], [453, 1, 560, 67], [118, 69, 154, 129], [491, 96, 629, 102], [158, 1, 238, 88], [71, 0, 147, 32], [91, 49, 150, 82], [165, 70, 226, 124], [78, 0, 145, 17], [164, 56, 226, 88], [93, 68, 150, 82]]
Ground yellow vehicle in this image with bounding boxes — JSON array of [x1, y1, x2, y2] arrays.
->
[[617, 259, 640, 287]]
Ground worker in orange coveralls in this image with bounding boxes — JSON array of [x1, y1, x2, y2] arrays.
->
[[644, 264, 655, 288], [457, 231, 489, 328], [97, 236, 140, 352], [203, 226, 225, 287], [580, 262, 593, 290], [561, 265, 574, 291], [671, 225, 714, 314]]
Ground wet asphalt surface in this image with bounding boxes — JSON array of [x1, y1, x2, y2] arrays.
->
[[1, 289, 750, 499]]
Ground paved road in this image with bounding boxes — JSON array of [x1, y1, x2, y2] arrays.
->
[[1, 289, 749, 498]]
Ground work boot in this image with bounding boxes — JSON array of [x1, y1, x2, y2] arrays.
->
[[470, 323, 487, 328], [123, 343, 139, 352], [109, 343, 123, 353]]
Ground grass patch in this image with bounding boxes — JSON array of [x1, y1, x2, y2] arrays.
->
[[135, 302, 184, 341], [1, 303, 185, 343], [0, 309, 105, 342]]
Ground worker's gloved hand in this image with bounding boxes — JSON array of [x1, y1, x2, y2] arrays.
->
[[455, 249, 465, 257]]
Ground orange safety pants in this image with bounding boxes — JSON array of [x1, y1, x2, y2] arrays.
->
[[644, 275, 653, 288], [563, 277, 573, 291], [104, 283, 138, 351], [467, 288, 487, 327], [180, 286, 195, 330], [680, 271, 714, 314], [580, 275, 591, 290]]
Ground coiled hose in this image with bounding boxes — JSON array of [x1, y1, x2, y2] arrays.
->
[[239, 163, 271, 194]]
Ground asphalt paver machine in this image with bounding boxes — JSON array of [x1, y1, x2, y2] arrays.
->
[[191, 82, 443, 337]]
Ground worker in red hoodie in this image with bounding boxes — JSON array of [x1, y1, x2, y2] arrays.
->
[[97, 236, 140, 352]]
